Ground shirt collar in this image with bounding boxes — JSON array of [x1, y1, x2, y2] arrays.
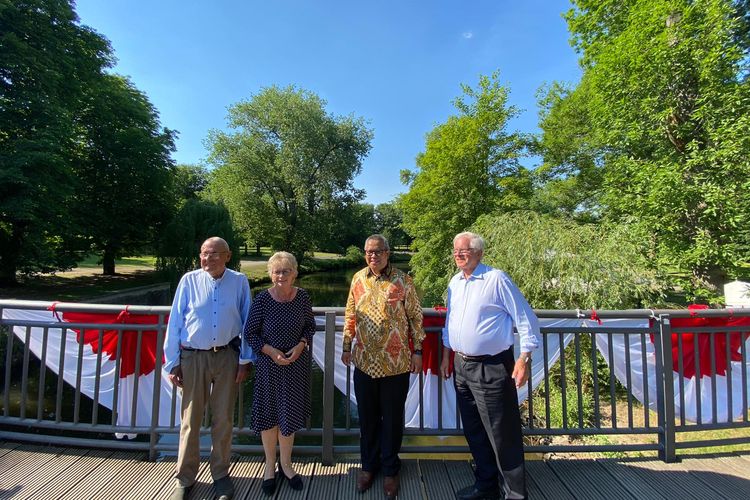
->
[[366, 263, 393, 279], [458, 262, 487, 281]]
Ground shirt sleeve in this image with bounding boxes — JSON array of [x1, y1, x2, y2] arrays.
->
[[497, 273, 540, 353], [163, 275, 189, 373], [442, 282, 453, 349], [403, 275, 425, 350], [244, 293, 265, 355], [343, 275, 357, 352], [238, 278, 255, 364]]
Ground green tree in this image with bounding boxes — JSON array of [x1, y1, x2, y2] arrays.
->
[[0, 0, 112, 285], [156, 199, 241, 286], [316, 202, 375, 254], [73, 74, 176, 275], [561, 0, 750, 298], [400, 72, 531, 304], [171, 164, 209, 209], [206, 85, 373, 262], [374, 201, 410, 249]]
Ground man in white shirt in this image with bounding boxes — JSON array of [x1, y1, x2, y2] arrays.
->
[[441, 232, 539, 500], [164, 237, 254, 500]]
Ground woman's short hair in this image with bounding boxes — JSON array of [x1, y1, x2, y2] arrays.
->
[[453, 231, 485, 251], [267, 251, 298, 275]]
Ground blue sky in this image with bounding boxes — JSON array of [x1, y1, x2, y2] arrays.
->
[[75, 0, 581, 205]]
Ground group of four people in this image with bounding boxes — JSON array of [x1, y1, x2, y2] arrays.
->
[[164, 233, 539, 500]]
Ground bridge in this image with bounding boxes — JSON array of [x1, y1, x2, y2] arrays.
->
[[1, 300, 749, 498]]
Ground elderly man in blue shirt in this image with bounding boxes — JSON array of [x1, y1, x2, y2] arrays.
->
[[441, 231, 539, 500], [164, 237, 254, 500]]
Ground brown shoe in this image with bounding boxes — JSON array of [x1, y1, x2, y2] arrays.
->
[[383, 474, 400, 498], [356, 470, 375, 492]]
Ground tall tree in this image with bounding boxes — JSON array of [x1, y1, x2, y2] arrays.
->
[[73, 74, 176, 275], [171, 164, 209, 209], [0, 0, 112, 285], [560, 0, 750, 298], [374, 201, 410, 249], [400, 72, 531, 303], [206, 85, 373, 262]]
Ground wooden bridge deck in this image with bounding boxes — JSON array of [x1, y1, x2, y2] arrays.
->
[[0, 441, 749, 499]]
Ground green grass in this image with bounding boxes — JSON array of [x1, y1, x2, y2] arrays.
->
[[75, 255, 157, 268]]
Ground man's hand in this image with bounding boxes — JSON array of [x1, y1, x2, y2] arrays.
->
[[169, 365, 183, 388], [235, 363, 251, 383], [512, 354, 531, 388], [410, 353, 422, 374], [440, 349, 453, 379], [341, 351, 352, 366]]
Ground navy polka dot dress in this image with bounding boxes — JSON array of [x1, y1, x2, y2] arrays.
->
[[244, 288, 315, 435]]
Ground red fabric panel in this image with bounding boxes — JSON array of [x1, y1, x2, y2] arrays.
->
[[668, 305, 750, 378], [412, 306, 454, 375], [62, 311, 167, 378]]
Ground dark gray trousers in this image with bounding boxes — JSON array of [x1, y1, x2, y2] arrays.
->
[[454, 348, 527, 499]]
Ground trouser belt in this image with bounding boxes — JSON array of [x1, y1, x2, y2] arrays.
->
[[181, 337, 241, 352], [456, 346, 512, 362]]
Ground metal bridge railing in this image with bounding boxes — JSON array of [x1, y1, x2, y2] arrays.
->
[[1, 300, 748, 463]]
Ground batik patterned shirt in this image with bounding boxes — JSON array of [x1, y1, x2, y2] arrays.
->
[[343, 265, 425, 378]]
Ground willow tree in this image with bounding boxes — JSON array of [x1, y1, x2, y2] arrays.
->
[[400, 72, 531, 304], [206, 86, 372, 262]]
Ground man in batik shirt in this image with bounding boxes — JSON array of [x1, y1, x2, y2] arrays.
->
[[341, 234, 425, 499]]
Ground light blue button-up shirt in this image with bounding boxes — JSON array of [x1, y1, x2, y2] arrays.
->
[[163, 268, 254, 373], [442, 262, 539, 356]]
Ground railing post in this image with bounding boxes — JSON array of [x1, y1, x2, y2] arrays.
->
[[322, 311, 336, 465], [657, 314, 677, 462], [149, 313, 167, 461]]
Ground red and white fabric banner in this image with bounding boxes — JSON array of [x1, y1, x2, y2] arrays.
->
[[312, 315, 580, 428], [2, 308, 179, 434], [593, 309, 750, 423]]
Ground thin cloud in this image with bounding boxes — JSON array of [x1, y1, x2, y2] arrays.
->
[[462, 31, 474, 39]]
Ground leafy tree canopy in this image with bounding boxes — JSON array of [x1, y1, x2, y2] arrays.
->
[[400, 72, 532, 304], [206, 85, 373, 263]]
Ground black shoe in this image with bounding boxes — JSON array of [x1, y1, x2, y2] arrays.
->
[[261, 477, 276, 496], [455, 484, 501, 500], [214, 475, 235, 499], [278, 462, 304, 490]]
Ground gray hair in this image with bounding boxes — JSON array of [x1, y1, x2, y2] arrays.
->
[[453, 231, 484, 251], [365, 234, 390, 251], [267, 251, 298, 275]]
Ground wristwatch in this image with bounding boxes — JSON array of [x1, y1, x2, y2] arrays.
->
[[520, 353, 532, 364]]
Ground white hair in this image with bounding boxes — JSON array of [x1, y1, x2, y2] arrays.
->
[[453, 231, 484, 251]]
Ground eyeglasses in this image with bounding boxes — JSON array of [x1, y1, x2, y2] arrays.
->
[[364, 249, 387, 257], [452, 248, 474, 257], [199, 251, 227, 259], [271, 269, 293, 276]]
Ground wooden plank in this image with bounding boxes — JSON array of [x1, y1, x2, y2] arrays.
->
[[123, 456, 198, 500], [680, 456, 750, 499], [62, 451, 143, 500], [713, 455, 750, 478], [308, 460, 347, 500], [226, 455, 264, 500], [419, 460, 454, 500], [396, 459, 425, 499], [548, 459, 634, 500], [0, 442, 19, 459], [43, 449, 113, 499], [0, 446, 61, 496], [596, 460, 668, 500], [631, 460, 708, 500], [89, 455, 154, 500], [525, 461, 574, 500], [0, 448, 87, 500], [337, 461, 378, 500], [443, 459, 474, 495], [0, 445, 47, 475]]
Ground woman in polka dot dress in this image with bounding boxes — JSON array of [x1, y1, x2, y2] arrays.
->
[[244, 251, 315, 495]]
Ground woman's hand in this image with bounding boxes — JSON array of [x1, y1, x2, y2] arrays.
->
[[264, 344, 292, 366], [284, 341, 306, 363]]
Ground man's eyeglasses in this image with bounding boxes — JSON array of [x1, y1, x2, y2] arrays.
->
[[365, 249, 387, 257], [199, 251, 227, 259], [452, 249, 475, 257], [271, 269, 293, 276]]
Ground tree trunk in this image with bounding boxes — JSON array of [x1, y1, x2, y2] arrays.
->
[[102, 250, 116, 275]]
